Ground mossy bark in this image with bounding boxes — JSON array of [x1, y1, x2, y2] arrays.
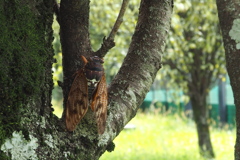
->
[[0, 0, 55, 159], [216, 1, 240, 159], [0, 0, 173, 159]]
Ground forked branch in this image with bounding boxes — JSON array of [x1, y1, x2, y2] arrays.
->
[[95, 0, 130, 57], [108, 0, 130, 40]]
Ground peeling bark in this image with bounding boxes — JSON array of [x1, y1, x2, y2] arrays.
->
[[216, 0, 240, 159]]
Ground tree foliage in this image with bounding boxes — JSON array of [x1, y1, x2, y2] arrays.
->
[[163, 0, 225, 91]]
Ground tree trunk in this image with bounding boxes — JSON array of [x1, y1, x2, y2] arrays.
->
[[185, 48, 215, 158], [0, 0, 173, 159], [190, 93, 215, 158], [216, 1, 240, 159], [0, 0, 55, 159]]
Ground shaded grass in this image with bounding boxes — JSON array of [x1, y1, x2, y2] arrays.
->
[[100, 113, 235, 160]]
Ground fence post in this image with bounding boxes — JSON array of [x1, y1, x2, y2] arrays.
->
[[218, 77, 227, 124]]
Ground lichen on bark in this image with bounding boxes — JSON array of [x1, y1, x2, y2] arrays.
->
[[229, 18, 240, 49]]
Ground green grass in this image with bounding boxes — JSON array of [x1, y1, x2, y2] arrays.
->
[[100, 113, 235, 160]]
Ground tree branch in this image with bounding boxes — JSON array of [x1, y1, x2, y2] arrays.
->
[[105, 0, 173, 146], [95, 0, 130, 58], [60, 0, 92, 121], [108, 0, 130, 41]]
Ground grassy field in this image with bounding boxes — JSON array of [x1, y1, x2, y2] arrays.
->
[[100, 113, 235, 160]]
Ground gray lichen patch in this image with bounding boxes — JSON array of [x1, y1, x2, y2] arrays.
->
[[229, 18, 240, 49], [1, 131, 38, 160]]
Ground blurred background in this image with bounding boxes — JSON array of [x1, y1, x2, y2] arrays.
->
[[52, 0, 235, 159]]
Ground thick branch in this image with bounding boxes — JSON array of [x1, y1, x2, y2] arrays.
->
[[60, 0, 92, 78], [106, 0, 173, 141], [60, 0, 92, 118], [95, 0, 130, 58]]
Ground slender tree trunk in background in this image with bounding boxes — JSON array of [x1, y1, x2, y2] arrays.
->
[[216, 1, 240, 159], [185, 49, 215, 158], [190, 93, 215, 158], [165, 2, 222, 156], [0, 0, 173, 159]]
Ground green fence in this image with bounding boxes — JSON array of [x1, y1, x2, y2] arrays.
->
[[227, 105, 236, 126], [140, 81, 236, 126], [141, 101, 236, 126]]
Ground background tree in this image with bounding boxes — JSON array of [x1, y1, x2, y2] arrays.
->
[[162, 0, 225, 158], [0, 0, 173, 159], [216, 1, 240, 159]]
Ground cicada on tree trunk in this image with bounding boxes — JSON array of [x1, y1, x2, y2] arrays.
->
[[65, 56, 108, 134]]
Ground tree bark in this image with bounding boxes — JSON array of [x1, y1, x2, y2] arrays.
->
[[216, 1, 240, 159], [0, 0, 173, 159], [59, 0, 93, 114], [0, 0, 55, 159], [190, 93, 215, 158]]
